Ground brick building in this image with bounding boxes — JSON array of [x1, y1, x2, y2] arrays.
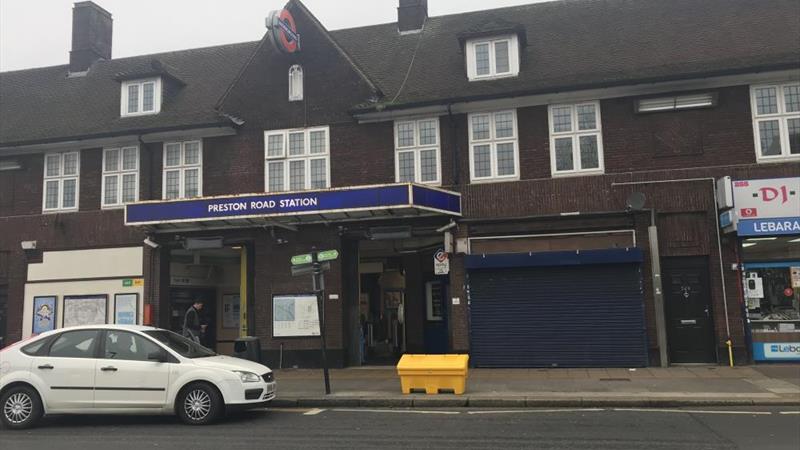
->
[[1, 0, 798, 367]]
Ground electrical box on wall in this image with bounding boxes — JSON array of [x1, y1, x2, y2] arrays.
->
[[716, 176, 733, 209]]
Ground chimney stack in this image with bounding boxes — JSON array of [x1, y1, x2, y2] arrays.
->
[[398, 0, 427, 33], [69, 1, 112, 73]]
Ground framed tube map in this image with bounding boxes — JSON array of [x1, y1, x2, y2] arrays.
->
[[272, 294, 320, 337], [63, 295, 108, 328]]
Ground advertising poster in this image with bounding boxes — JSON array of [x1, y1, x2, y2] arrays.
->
[[32, 296, 57, 334], [223, 294, 240, 329], [273, 294, 320, 337], [114, 293, 138, 325], [63, 295, 107, 327]]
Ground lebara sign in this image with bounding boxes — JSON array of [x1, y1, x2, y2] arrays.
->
[[732, 177, 800, 236], [268, 8, 300, 54], [752, 342, 800, 361]]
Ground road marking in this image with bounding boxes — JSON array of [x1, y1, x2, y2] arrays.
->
[[303, 408, 326, 416], [332, 408, 461, 415], [778, 411, 800, 415], [467, 408, 604, 415], [613, 408, 772, 415]]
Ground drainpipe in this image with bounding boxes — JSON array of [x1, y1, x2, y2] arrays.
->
[[612, 177, 734, 367]]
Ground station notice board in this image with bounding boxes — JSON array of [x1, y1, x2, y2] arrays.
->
[[272, 294, 320, 337]]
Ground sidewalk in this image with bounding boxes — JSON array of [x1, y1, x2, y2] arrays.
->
[[271, 365, 800, 408]]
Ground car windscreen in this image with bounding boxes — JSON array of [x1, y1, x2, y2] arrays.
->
[[143, 330, 216, 358]]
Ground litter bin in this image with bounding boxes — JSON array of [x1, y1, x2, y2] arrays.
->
[[234, 336, 262, 363]]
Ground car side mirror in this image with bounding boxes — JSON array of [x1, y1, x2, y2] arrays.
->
[[147, 349, 169, 363]]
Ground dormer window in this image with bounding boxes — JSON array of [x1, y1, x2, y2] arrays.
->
[[289, 65, 303, 102], [466, 35, 519, 81], [121, 78, 161, 117]]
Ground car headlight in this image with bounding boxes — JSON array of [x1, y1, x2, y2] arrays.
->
[[233, 370, 261, 383]]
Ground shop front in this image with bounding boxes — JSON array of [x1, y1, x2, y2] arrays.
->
[[724, 177, 800, 363], [125, 183, 461, 367]]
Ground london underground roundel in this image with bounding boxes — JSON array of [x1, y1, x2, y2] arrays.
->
[[269, 8, 300, 54]]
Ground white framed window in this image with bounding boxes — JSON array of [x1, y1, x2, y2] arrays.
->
[[289, 65, 303, 102], [637, 93, 716, 113], [394, 118, 441, 184], [102, 146, 139, 208], [465, 34, 519, 81], [468, 110, 519, 182], [121, 78, 161, 117], [548, 101, 604, 176], [162, 140, 202, 200], [750, 82, 800, 161], [42, 151, 80, 212], [264, 126, 330, 192]]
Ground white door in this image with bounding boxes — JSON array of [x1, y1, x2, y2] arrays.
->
[[94, 330, 170, 409], [33, 329, 99, 411]]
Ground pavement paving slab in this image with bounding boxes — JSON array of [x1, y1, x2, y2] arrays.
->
[[272, 364, 800, 408]]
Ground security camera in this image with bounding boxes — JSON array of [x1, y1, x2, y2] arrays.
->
[[143, 237, 160, 249], [20, 240, 37, 250]]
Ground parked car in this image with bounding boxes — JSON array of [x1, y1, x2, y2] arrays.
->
[[0, 325, 276, 429]]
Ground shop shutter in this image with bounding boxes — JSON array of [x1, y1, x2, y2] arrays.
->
[[468, 262, 647, 368]]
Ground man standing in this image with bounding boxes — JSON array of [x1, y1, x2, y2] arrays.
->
[[182, 299, 206, 343]]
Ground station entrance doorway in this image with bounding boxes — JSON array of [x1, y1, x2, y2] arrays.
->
[[168, 245, 246, 355], [356, 235, 449, 365]]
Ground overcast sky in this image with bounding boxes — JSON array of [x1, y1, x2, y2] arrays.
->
[[0, 0, 547, 72]]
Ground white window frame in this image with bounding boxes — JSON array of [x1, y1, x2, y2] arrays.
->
[[468, 109, 520, 183], [750, 82, 800, 162], [264, 126, 331, 192], [101, 146, 140, 208], [394, 118, 442, 185], [120, 78, 162, 117], [465, 34, 520, 81], [42, 151, 80, 213], [162, 140, 203, 200], [289, 65, 303, 102], [547, 101, 605, 177]]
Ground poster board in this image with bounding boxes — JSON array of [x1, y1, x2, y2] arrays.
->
[[114, 293, 138, 325], [272, 294, 320, 337], [63, 295, 108, 328], [222, 294, 241, 329], [32, 296, 57, 334]]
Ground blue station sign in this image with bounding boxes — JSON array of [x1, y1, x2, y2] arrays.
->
[[126, 183, 461, 227]]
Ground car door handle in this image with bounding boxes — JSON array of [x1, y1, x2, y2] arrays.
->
[[37, 364, 54, 370], [100, 366, 118, 372]]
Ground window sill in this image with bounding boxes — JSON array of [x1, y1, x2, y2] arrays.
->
[[469, 176, 520, 184], [550, 169, 606, 178], [121, 110, 159, 118], [42, 208, 79, 214], [468, 73, 519, 82], [756, 155, 800, 163]]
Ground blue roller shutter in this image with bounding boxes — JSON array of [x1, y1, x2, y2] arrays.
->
[[467, 250, 647, 368]]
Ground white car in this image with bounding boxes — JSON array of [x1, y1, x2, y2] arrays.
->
[[0, 325, 276, 429]]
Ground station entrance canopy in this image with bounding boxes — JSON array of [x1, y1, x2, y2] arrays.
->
[[125, 183, 461, 233]]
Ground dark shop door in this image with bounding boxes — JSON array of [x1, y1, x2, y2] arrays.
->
[[663, 257, 717, 363]]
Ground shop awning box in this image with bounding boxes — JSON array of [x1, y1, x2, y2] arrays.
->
[[125, 183, 461, 232]]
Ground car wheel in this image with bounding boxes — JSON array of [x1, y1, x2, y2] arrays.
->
[[176, 382, 223, 425], [1, 385, 43, 430]]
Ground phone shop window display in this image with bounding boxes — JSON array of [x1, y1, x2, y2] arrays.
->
[[742, 237, 800, 333]]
